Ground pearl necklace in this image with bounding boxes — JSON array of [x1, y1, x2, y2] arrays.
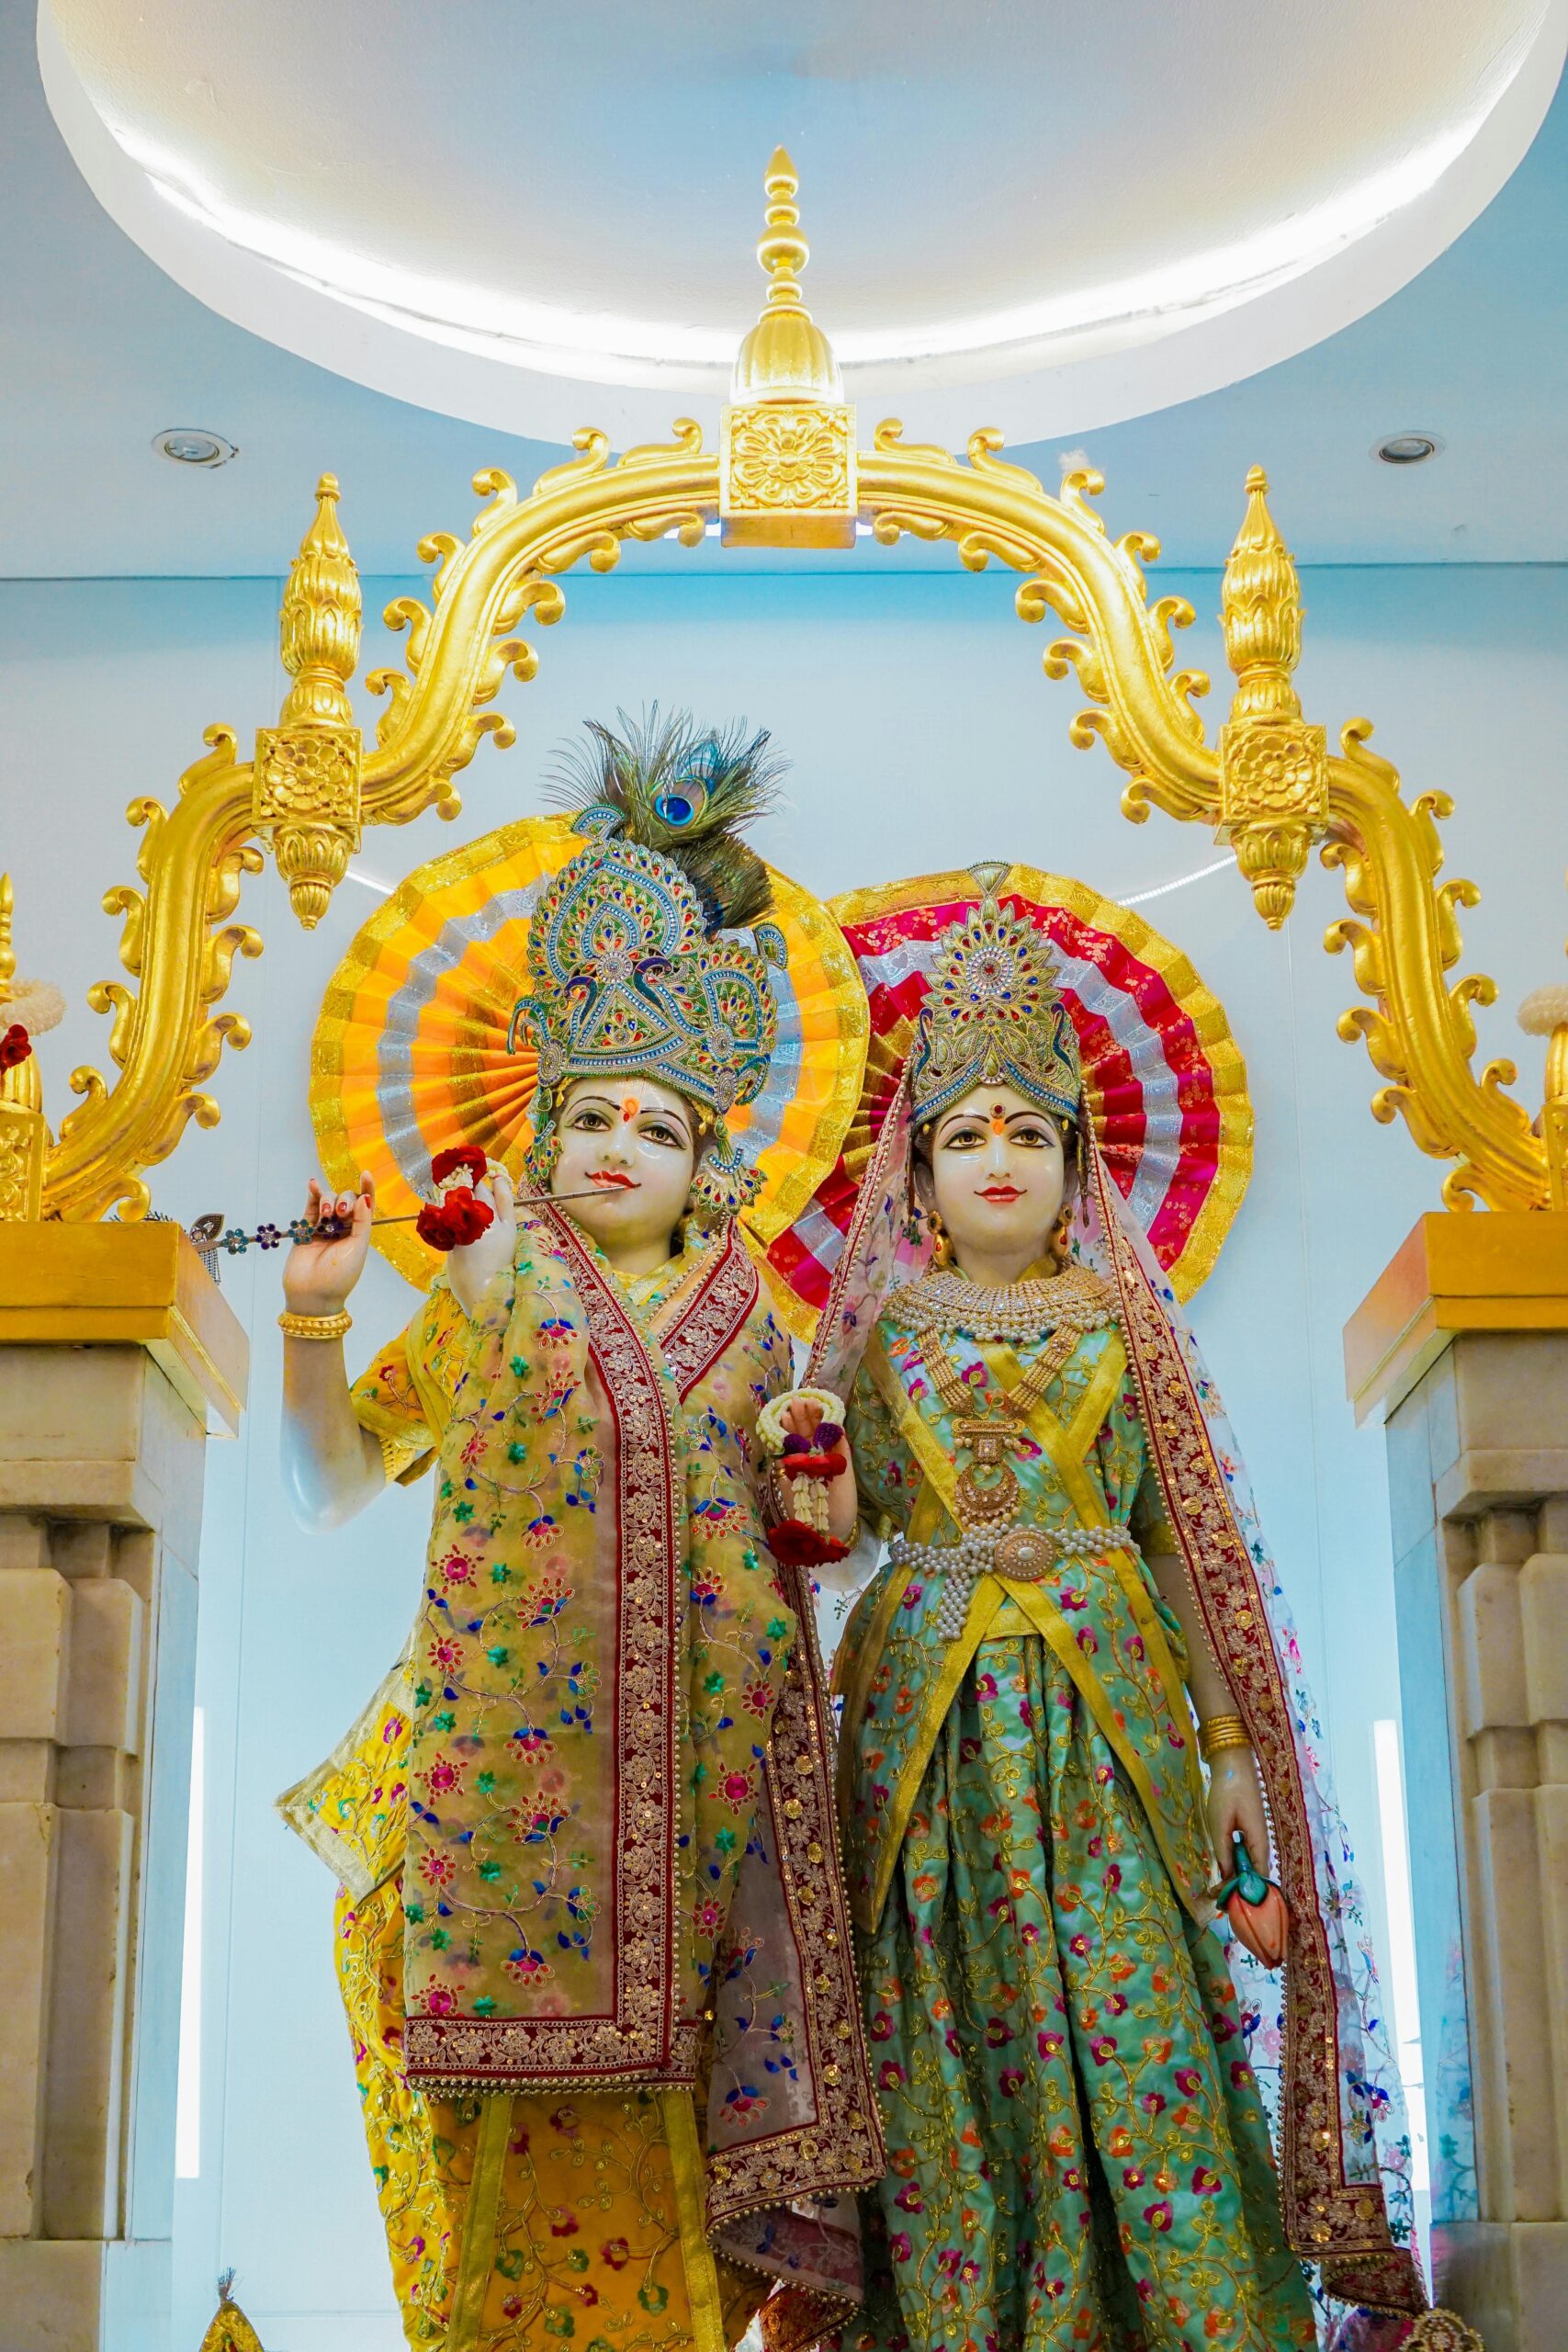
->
[[886, 1261, 1113, 1344]]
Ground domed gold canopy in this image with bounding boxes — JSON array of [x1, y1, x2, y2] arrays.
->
[[731, 147, 842, 404], [720, 149, 856, 548]]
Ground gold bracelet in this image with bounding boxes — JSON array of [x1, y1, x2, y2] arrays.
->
[[277, 1308, 352, 1342], [1198, 1712, 1252, 1761]]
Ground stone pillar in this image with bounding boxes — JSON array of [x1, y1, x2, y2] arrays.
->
[[0, 1226, 246, 2352], [1347, 1213, 1568, 2352]]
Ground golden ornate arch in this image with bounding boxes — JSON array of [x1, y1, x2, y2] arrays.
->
[[0, 150, 1555, 1227]]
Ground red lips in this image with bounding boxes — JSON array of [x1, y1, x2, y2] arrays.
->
[[588, 1170, 636, 1190], [977, 1184, 1022, 1203]]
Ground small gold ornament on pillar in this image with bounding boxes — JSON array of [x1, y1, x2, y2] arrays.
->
[[719, 147, 857, 549], [1217, 466, 1328, 929], [254, 472, 364, 929], [0, 872, 64, 1221]]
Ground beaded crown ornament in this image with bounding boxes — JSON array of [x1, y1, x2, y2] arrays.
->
[[908, 861, 1082, 1125], [512, 709, 784, 1214]]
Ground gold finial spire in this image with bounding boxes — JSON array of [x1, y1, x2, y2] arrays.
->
[[254, 472, 365, 930], [1216, 464, 1327, 930], [731, 147, 842, 403], [276, 472, 362, 731], [1221, 466, 1305, 727], [758, 146, 807, 312]]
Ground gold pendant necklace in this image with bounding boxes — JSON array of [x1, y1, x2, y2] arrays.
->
[[916, 1317, 1080, 1544]]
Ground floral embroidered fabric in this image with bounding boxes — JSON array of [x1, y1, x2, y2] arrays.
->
[[843, 1643, 1316, 2351], [281, 1210, 884, 2339]]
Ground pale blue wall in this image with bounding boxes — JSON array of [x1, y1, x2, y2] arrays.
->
[[4, 558, 1564, 2349]]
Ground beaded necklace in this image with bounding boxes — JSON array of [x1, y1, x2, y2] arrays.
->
[[897, 1263, 1112, 1546], [886, 1261, 1111, 1345]]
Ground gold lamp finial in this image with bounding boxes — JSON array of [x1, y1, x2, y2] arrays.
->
[[1216, 463, 1328, 930], [276, 473, 362, 733], [254, 473, 365, 930], [731, 146, 842, 403]]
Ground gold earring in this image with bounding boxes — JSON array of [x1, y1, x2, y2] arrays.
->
[[1048, 1210, 1072, 1269], [928, 1208, 953, 1269]]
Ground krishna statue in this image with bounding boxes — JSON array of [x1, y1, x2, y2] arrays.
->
[[273, 713, 882, 2352], [758, 865, 1430, 2352]]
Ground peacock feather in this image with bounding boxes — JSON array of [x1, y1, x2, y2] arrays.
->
[[546, 705, 784, 931]]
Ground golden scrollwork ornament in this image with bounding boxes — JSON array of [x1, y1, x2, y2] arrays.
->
[[19, 147, 1556, 1237]]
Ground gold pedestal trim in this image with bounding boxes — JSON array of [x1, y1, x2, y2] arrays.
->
[[0, 1223, 250, 1433], [1344, 1211, 1568, 1424]]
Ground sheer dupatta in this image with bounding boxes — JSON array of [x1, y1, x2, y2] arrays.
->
[[806, 1095, 1424, 2323]]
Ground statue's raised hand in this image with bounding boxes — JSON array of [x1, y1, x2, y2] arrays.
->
[[446, 1166, 517, 1317], [284, 1172, 375, 1315]]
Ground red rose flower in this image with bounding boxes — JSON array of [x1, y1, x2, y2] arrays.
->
[[416, 1187, 495, 1251], [432, 1144, 488, 1188], [764, 1520, 849, 1569], [0, 1023, 31, 1071]]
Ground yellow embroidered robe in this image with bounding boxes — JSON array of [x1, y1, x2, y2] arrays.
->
[[278, 1212, 833, 2352]]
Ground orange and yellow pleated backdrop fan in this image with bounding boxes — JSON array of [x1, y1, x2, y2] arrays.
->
[[310, 815, 868, 1295]]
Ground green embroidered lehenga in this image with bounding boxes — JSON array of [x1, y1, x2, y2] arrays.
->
[[769, 867, 1426, 2352], [834, 1286, 1314, 2349]]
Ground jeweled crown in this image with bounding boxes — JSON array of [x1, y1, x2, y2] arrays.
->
[[518, 836, 776, 1117], [512, 711, 783, 1159], [910, 865, 1081, 1125]]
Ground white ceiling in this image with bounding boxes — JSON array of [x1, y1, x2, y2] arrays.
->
[[39, 0, 1566, 442], [3, 1, 1567, 577]]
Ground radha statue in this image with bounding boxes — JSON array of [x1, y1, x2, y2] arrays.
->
[[763, 866, 1427, 2351], [274, 715, 881, 2352]]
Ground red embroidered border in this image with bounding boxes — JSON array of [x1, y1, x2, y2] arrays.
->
[[660, 1225, 761, 1400], [1093, 1149, 1423, 2312]]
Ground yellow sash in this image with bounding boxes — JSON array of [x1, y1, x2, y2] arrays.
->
[[844, 1325, 1209, 1929]]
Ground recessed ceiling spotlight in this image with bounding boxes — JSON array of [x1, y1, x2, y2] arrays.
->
[[1373, 431, 1442, 466], [154, 426, 237, 467]]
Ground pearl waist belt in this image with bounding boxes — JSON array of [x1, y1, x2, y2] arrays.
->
[[887, 1524, 1142, 1640]]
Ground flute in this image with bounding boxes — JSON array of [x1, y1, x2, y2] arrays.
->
[[208, 1188, 609, 1255]]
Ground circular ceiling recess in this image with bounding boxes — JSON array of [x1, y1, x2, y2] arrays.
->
[[39, 0, 1568, 447]]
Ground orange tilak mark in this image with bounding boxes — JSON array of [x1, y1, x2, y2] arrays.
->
[[990, 1109, 1009, 1136], [620, 1095, 639, 1123]]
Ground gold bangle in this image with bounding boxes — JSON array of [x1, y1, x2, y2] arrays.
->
[[277, 1308, 352, 1342], [1198, 1712, 1252, 1761]]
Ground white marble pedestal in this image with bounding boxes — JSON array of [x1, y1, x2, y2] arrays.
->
[[1348, 1214, 1568, 2352], [0, 1226, 246, 2352]]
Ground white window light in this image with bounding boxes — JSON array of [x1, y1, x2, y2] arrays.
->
[[175, 1706, 205, 2180]]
